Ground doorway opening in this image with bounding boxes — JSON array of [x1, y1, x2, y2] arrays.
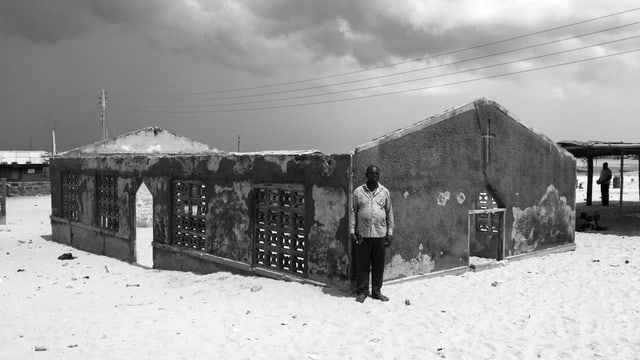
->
[[468, 189, 506, 266], [135, 182, 154, 267]]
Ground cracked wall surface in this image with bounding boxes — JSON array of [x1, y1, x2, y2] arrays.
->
[[353, 99, 576, 280], [50, 152, 352, 286]]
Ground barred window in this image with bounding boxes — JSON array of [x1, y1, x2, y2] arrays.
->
[[172, 180, 208, 251], [97, 175, 119, 231], [254, 184, 307, 277], [61, 173, 80, 221]]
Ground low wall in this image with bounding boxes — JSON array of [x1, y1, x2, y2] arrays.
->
[[6, 181, 51, 197]]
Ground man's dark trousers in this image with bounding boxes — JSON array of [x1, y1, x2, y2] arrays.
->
[[355, 237, 386, 296], [601, 183, 610, 205]]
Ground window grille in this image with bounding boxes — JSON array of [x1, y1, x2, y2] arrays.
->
[[254, 184, 307, 276], [476, 191, 499, 233], [172, 180, 209, 251], [97, 175, 119, 231], [61, 173, 79, 221]]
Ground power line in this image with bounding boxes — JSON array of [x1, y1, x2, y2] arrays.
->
[[113, 34, 640, 109], [111, 47, 640, 114], [117, 21, 640, 104], [122, 6, 640, 97]]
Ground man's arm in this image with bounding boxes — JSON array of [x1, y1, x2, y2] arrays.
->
[[384, 189, 394, 247], [349, 188, 361, 244], [385, 189, 394, 236]]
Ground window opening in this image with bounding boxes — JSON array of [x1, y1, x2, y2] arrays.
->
[[62, 173, 80, 221], [172, 180, 208, 251], [468, 190, 505, 261], [253, 184, 307, 277], [97, 175, 119, 231]]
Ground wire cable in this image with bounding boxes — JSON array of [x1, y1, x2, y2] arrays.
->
[[116, 21, 640, 103], [111, 47, 640, 114], [113, 34, 640, 109], [122, 6, 640, 96]]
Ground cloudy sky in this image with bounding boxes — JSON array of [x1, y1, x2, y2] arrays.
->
[[1, 0, 639, 153]]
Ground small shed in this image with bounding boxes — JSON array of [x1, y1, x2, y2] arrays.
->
[[0, 150, 50, 196], [49, 99, 577, 288], [0, 151, 49, 181], [557, 141, 640, 208]]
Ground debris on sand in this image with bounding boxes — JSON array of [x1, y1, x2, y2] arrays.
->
[[57, 253, 76, 260]]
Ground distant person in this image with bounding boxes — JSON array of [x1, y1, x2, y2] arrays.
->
[[596, 162, 612, 206], [350, 165, 394, 303]]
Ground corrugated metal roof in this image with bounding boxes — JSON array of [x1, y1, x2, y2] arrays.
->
[[0, 151, 49, 165], [557, 141, 640, 158]]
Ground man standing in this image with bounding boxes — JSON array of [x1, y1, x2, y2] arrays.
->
[[596, 162, 612, 206], [349, 165, 394, 303]]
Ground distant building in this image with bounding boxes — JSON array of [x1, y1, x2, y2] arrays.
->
[[49, 99, 576, 288], [0, 151, 50, 196]]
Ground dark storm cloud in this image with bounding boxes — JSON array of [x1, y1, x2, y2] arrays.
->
[[243, 0, 538, 67], [0, 0, 170, 42], [1, 1, 632, 73], [0, 0, 95, 42]]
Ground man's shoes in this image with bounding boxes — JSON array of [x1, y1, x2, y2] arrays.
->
[[355, 294, 367, 303], [371, 292, 389, 302]]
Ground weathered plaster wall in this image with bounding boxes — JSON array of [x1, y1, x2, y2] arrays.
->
[[353, 108, 479, 277], [474, 102, 576, 256], [50, 152, 352, 286], [353, 100, 576, 280], [4, 181, 50, 196]]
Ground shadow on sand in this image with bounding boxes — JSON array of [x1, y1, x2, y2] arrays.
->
[[576, 201, 640, 236]]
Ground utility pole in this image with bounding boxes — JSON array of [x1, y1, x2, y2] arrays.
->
[[51, 119, 57, 155], [237, 135, 241, 152], [98, 89, 108, 140], [28, 125, 33, 150]]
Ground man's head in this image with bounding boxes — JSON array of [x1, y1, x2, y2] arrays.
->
[[603, 162, 609, 168], [365, 165, 380, 185]]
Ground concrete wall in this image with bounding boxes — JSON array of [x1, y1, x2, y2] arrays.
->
[[5, 181, 50, 196], [353, 100, 576, 281], [50, 152, 352, 287]]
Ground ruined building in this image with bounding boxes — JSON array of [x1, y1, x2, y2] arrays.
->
[[50, 99, 576, 288]]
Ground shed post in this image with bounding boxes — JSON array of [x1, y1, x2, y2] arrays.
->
[[0, 178, 6, 225], [619, 154, 624, 216], [586, 156, 593, 206]]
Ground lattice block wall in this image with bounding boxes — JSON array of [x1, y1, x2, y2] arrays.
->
[[172, 180, 209, 251], [253, 184, 307, 276], [62, 173, 79, 221], [97, 175, 119, 231], [476, 191, 501, 233]]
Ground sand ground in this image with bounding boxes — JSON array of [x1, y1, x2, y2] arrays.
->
[[1, 196, 639, 360]]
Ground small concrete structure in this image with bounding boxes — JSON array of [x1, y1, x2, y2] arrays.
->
[[557, 141, 640, 210], [0, 151, 50, 196], [49, 99, 576, 288]]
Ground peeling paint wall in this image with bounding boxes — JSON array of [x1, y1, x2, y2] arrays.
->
[[50, 152, 352, 287], [511, 185, 575, 255], [307, 185, 350, 282], [353, 100, 576, 280]]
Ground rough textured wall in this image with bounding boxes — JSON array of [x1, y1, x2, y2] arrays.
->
[[353, 100, 576, 280], [5, 181, 50, 196], [474, 102, 576, 255], [50, 152, 352, 286], [353, 108, 480, 278]]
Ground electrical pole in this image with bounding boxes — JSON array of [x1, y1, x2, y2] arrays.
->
[[237, 135, 241, 152], [51, 119, 57, 155], [98, 89, 108, 140]]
